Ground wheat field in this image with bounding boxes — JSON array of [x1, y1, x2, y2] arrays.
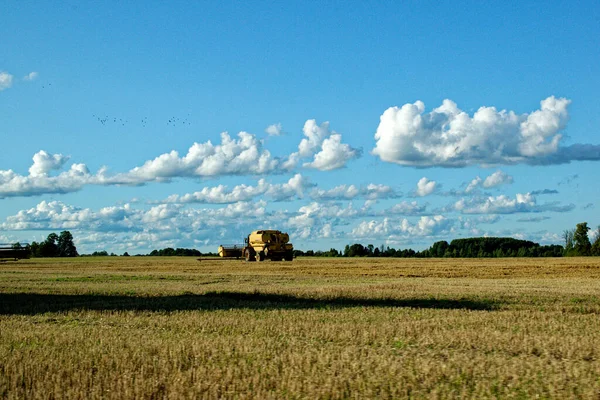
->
[[1, 256, 600, 399]]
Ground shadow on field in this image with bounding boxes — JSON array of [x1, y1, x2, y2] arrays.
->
[[0, 291, 498, 315]]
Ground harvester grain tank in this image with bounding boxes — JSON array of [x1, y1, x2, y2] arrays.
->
[[242, 230, 293, 261]]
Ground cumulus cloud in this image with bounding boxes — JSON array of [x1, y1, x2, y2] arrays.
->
[[483, 170, 514, 188], [0, 151, 99, 199], [385, 201, 427, 216], [23, 72, 39, 81], [29, 151, 70, 177], [352, 215, 452, 239], [458, 216, 501, 235], [288, 202, 363, 227], [372, 96, 600, 167], [0, 200, 268, 234], [286, 120, 360, 171], [311, 183, 399, 201], [0, 71, 14, 91], [113, 132, 279, 183], [304, 134, 360, 171], [465, 170, 513, 193], [415, 177, 437, 197], [454, 193, 575, 214], [265, 123, 283, 136], [162, 174, 313, 204], [284, 200, 379, 240]]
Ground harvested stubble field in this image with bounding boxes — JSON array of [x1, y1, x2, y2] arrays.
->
[[2, 257, 600, 399]]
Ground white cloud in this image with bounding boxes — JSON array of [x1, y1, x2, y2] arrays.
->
[[465, 177, 483, 194], [265, 123, 283, 136], [352, 215, 452, 238], [285, 201, 368, 240], [29, 150, 70, 177], [266, 174, 313, 201], [372, 96, 600, 167], [458, 215, 501, 232], [291, 201, 362, 222], [163, 182, 267, 204], [0, 151, 98, 199], [303, 134, 359, 171], [161, 174, 312, 204], [385, 201, 427, 216], [310, 182, 399, 201], [288, 120, 360, 171], [454, 193, 574, 214], [483, 170, 514, 188], [23, 72, 39, 81], [113, 132, 279, 183], [0, 71, 14, 91], [0, 199, 269, 235], [298, 120, 330, 157], [465, 170, 513, 193], [311, 184, 360, 200], [415, 177, 436, 197]]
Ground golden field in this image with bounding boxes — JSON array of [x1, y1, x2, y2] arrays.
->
[[1, 256, 600, 399]]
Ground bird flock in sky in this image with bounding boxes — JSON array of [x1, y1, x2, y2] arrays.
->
[[92, 114, 191, 128]]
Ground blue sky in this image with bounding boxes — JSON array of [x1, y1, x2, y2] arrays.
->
[[1, 1, 599, 254]]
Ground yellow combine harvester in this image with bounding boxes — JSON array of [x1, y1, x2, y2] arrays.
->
[[219, 230, 294, 261]]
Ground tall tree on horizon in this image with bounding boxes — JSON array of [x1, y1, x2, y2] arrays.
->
[[58, 231, 78, 257], [573, 222, 592, 256]]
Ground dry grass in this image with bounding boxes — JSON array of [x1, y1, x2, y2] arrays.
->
[[2, 257, 600, 399]]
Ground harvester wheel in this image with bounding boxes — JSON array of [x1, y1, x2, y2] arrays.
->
[[284, 252, 293, 261], [257, 251, 265, 262], [245, 249, 255, 262]]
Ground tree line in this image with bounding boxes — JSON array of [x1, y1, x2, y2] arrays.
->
[[295, 222, 600, 258], [294, 238, 563, 258], [80, 248, 209, 257], [20, 231, 79, 258]]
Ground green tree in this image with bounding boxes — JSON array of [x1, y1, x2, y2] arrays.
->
[[591, 226, 600, 256], [39, 233, 59, 257], [573, 222, 592, 256], [58, 231, 78, 257], [563, 229, 575, 256], [367, 244, 374, 256], [430, 241, 449, 257], [29, 241, 40, 257]]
